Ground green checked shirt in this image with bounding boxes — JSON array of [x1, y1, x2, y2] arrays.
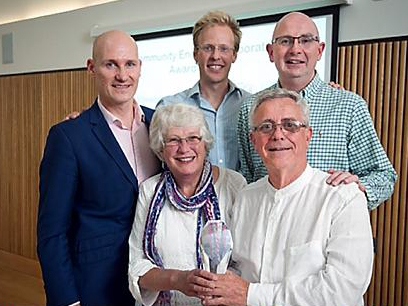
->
[[238, 74, 397, 210]]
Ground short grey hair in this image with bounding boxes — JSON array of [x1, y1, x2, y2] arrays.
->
[[149, 103, 214, 160], [249, 88, 310, 128]]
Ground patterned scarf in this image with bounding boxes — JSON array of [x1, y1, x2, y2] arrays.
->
[[143, 160, 221, 305]]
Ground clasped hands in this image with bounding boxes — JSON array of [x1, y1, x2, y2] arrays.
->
[[178, 269, 248, 306]]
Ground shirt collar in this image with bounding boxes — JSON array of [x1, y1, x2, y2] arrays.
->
[[277, 71, 322, 98], [265, 164, 314, 199], [300, 72, 322, 97], [97, 98, 145, 129], [187, 80, 244, 99]]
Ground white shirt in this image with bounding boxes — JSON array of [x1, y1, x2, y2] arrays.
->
[[128, 168, 247, 306], [231, 165, 373, 306]]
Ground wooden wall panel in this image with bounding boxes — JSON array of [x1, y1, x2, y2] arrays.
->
[[0, 70, 96, 260], [0, 74, 42, 259], [40, 70, 97, 144], [338, 38, 407, 306]]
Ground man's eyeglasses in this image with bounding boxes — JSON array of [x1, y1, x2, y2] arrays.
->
[[196, 44, 235, 54], [252, 119, 307, 135], [272, 35, 320, 48], [164, 135, 202, 147]]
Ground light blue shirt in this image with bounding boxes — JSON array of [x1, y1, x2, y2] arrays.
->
[[157, 81, 251, 170]]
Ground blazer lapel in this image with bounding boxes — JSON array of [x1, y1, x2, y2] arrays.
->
[[141, 105, 155, 127], [88, 102, 138, 191]]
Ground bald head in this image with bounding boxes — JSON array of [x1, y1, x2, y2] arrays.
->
[[273, 12, 319, 39], [87, 30, 142, 109], [267, 11, 325, 91], [92, 30, 138, 62]]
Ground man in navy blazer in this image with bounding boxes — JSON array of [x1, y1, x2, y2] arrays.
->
[[37, 30, 160, 306]]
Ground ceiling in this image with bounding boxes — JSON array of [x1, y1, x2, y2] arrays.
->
[[0, 0, 119, 25]]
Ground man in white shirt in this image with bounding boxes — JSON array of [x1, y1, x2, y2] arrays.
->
[[201, 88, 374, 306]]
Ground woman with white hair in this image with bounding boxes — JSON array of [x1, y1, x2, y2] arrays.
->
[[128, 103, 246, 306]]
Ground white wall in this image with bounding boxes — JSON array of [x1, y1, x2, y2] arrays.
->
[[0, 0, 407, 75], [339, 0, 408, 42]]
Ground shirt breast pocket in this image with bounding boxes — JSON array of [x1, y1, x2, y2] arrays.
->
[[285, 240, 325, 280]]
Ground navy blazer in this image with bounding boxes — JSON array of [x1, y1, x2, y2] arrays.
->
[[37, 101, 156, 306]]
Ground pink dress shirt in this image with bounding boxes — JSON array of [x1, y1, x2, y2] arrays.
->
[[98, 100, 160, 184]]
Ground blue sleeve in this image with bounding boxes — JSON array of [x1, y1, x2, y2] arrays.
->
[[37, 124, 79, 305]]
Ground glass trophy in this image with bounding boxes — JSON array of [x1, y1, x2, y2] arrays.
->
[[200, 220, 233, 274]]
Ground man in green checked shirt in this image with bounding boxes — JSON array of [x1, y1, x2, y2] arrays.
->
[[238, 12, 397, 210]]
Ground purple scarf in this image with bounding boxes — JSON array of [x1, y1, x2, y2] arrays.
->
[[143, 160, 220, 305]]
